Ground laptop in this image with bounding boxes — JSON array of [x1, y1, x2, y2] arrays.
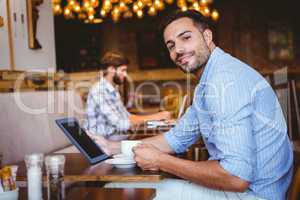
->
[[146, 94, 189, 128], [55, 117, 109, 164]]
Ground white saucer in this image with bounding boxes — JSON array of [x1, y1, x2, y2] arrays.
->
[[105, 157, 136, 168], [113, 154, 131, 159]]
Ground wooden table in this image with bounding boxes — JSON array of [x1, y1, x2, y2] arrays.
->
[[19, 187, 156, 200], [16, 153, 164, 182]]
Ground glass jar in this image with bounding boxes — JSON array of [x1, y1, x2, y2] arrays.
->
[[45, 155, 65, 200], [25, 153, 44, 200]]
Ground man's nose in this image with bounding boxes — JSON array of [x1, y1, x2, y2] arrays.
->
[[175, 45, 185, 54]]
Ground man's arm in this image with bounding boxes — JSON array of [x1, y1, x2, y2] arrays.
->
[[133, 144, 249, 192], [159, 153, 249, 192], [142, 133, 174, 153]]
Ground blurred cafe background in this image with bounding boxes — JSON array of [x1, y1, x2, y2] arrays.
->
[[0, 0, 300, 193]]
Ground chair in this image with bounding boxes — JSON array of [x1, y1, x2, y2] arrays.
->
[[289, 167, 300, 200]]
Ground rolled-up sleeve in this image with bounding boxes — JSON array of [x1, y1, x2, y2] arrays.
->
[[206, 72, 256, 182], [164, 105, 201, 153]]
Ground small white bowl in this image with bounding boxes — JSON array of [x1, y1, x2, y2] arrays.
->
[[0, 188, 19, 200]]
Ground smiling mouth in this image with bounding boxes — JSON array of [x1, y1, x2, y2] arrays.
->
[[177, 53, 193, 65]]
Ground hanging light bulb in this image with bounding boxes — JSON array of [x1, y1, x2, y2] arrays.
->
[[88, 14, 95, 21], [119, 2, 127, 12], [181, 6, 188, 11], [154, 0, 160, 8], [133, 3, 139, 12], [154, 0, 164, 10], [63, 6, 74, 19], [137, 1, 144, 8], [112, 7, 120, 16], [203, 6, 210, 16], [148, 6, 156, 16], [73, 3, 81, 13], [200, 0, 208, 6], [177, 0, 186, 7], [103, 0, 112, 11], [88, 7, 95, 14], [211, 9, 219, 21], [64, 7, 72, 16], [53, 4, 62, 15], [192, 2, 199, 10], [137, 10, 143, 18], [68, 0, 76, 7], [100, 9, 107, 17], [83, 0, 91, 10]]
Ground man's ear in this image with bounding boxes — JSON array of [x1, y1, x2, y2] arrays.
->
[[202, 29, 213, 46], [107, 66, 116, 74]]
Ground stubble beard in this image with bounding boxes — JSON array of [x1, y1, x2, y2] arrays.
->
[[113, 75, 123, 85], [178, 50, 210, 74]]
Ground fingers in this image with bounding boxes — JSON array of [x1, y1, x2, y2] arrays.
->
[[132, 143, 152, 154], [135, 157, 159, 171]]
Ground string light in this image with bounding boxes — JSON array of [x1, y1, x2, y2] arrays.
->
[[52, 0, 219, 23]]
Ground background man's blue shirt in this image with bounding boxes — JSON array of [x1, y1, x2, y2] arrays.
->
[[165, 47, 293, 200]]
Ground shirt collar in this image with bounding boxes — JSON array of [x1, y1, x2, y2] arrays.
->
[[199, 47, 224, 85]]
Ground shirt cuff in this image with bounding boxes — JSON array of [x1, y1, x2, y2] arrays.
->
[[219, 159, 254, 182], [164, 131, 187, 153]]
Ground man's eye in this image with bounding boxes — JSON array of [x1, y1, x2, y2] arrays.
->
[[167, 45, 174, 51], [183, 36, 191, 40]]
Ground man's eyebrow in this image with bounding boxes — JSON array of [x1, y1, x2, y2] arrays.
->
[[177, 31, 191, 38], [165, 31, 192, 46]]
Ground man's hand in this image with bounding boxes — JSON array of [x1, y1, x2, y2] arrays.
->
[[87, 131, 120, 156], [154, 111, 172, 121], [133, 143, 165, 171]]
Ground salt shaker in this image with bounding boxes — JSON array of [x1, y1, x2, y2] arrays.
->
[[45, 155, 65, 200], [25, 153, 44, 200]]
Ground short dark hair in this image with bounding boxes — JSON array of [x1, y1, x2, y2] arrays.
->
[[159, 10, 210, 42], [100, 52, 129, 70]]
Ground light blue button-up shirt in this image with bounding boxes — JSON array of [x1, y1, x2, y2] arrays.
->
[[165, 47, 293, 200]]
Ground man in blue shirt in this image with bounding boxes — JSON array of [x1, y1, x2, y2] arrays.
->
[[90, 10, 293, 200]]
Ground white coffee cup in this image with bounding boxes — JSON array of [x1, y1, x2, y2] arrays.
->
[[121, 140, 142, 158]]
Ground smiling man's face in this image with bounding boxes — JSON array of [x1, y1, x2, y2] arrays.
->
[[163, 17, 211, 73]]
